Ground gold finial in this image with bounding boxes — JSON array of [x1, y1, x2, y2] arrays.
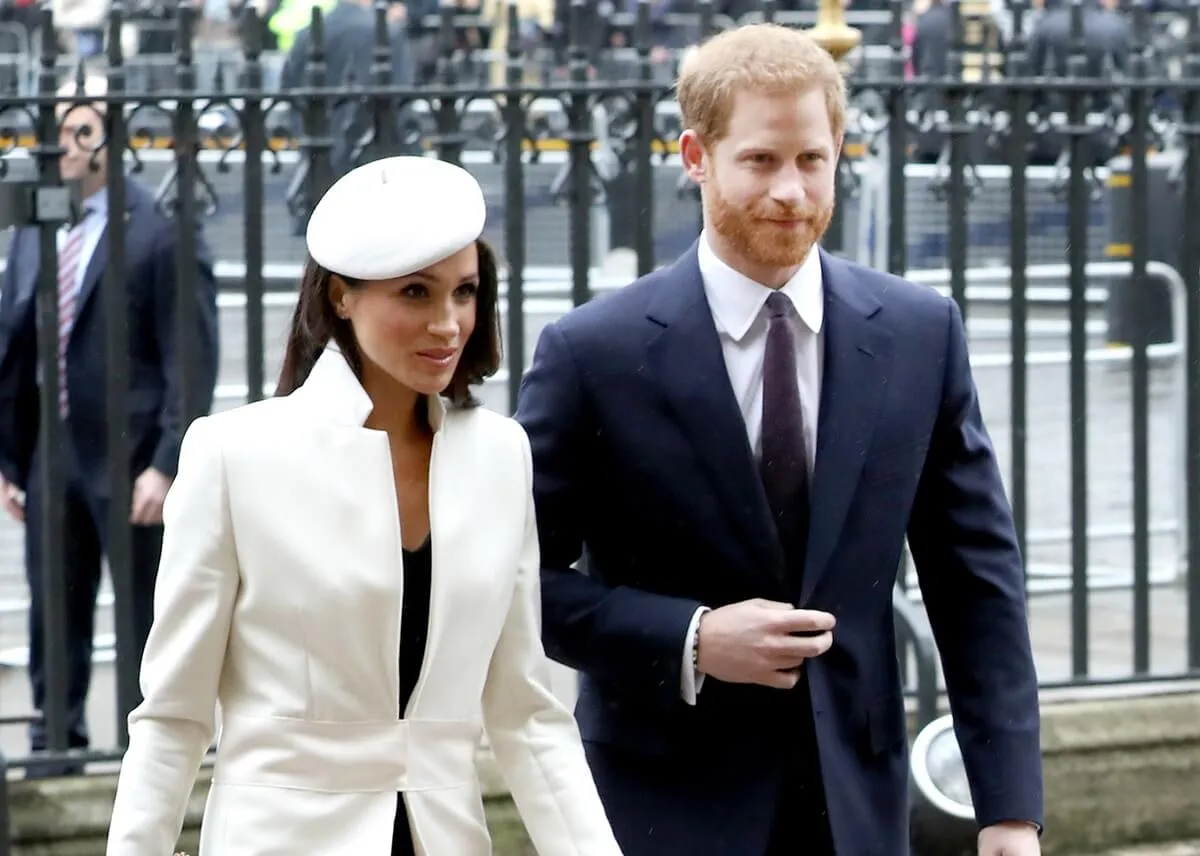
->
[[809, 0, 861, 63]]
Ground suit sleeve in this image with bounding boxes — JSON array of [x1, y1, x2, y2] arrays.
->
[[107, 416, 240, 856], [516, 322, 704, 706], [480, 427, 622, 856], [0, 232, 30, 487], [149, 220, 220, 479], [906, 297, 1044, 831]]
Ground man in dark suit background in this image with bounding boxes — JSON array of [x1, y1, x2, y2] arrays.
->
[[516, 23, 1042, 856], [0, 75, 219, 768], [280, 0, 418, 178]]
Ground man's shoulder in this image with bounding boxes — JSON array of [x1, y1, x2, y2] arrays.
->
[[123, 179, 164, 225], [833, 256, 951, 320], [552, 264, 679, 346]]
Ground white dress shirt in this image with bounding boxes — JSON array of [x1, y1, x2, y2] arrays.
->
[[679, 231, 825, 704]]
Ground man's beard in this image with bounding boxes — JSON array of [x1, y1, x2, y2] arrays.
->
[[708, 180, 834, 271]]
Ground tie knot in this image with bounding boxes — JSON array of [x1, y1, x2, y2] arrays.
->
[[765, 291, 792, 320]]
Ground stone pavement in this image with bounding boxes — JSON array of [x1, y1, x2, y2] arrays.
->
[[0, 293, 1195, 758]]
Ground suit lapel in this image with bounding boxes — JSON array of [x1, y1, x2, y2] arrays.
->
[[646, 245, 786, 589], [72, 222, 109, 322], [73, 194, 136, 326], [801, 251, 894, 602]]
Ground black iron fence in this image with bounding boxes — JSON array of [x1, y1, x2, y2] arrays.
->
[[0, 0, 1199, 846]]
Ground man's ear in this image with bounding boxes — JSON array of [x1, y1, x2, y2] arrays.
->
[[679, 129, 707, 185]]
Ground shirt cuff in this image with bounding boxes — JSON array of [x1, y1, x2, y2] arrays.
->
[[680, 606, 710, 706]]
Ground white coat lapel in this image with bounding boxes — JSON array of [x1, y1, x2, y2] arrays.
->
[[292, 345, 447, 432], [290, 345, 451, 719]]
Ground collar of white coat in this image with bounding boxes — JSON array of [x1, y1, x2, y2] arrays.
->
[[297, 343, 448, 432]]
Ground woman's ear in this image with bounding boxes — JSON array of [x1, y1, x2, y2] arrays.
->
[[328, 275, 349, 319]]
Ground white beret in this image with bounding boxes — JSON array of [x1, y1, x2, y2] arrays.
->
[[305, 156, 487, 281]]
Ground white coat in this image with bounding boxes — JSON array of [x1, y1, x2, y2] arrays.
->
[[105, 346, 622, 856]]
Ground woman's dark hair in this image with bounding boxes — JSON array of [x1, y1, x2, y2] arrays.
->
[[275, 239, 502, 408]]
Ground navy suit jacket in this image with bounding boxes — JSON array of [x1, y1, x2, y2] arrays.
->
[[0, 178, 219, 499], [515, 244, 1043, 856]]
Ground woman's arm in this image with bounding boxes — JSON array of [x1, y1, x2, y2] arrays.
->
[[480, 427, 623, 856], [107, 416, 241, 856]]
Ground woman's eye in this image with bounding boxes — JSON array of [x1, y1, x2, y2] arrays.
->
[[400, 284, 427, 298], [456, 282, 479, 298]]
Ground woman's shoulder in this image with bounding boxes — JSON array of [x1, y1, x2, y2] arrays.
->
[[184, 396, 296, 453], [443, 403, 530, 454], [442, 405, 532, 489]]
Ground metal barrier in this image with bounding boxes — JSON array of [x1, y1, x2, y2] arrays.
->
[[906, 261, 1189, 592]]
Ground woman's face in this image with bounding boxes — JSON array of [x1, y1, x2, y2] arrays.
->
[[332, 244, 480, 398]]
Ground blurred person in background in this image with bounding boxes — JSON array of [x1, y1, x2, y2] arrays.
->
[[229, 0, 285, 48], [1027, 0, 1130, 76], [911, 0, 949, 78], [51, 0, 108, 59], [279, 0, 418, 232], [0, 75, 219, 775], [269, 0, 335, 50], [477, 0, 555, 85]]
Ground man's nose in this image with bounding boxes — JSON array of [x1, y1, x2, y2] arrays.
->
[[769, 166, 806, 206]]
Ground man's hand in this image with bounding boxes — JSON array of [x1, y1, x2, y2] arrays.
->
[[695, 598, 835, 689], [131, 467, 172, 526], [978, 821, 1041, 856], [0, 475, 23, 522]]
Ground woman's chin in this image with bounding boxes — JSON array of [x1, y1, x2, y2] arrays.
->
[[404, 368, 458, 397]]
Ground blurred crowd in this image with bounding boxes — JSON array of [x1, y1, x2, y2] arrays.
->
[[0, 0, 1189, 87]]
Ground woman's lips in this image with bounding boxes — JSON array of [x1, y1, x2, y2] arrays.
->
[[416, 348, 457, 367]]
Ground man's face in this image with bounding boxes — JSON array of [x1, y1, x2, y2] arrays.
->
[[57, 103, 105, 183], [684, 87, 840, 285]]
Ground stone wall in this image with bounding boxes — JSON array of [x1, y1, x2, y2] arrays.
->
[[5, 691, 1199, 855]]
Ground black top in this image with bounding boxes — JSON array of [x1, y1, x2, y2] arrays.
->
[[391, 536, 432, 856]]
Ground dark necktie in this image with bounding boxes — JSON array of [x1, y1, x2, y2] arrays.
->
[[760, 291, 811, 570]]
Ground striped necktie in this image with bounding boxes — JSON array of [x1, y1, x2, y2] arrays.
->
[[56, 209, 90, 418]]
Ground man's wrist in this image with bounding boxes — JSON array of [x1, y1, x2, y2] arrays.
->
[[980, 819, 1042, 841]]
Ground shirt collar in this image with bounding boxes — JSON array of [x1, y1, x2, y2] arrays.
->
[[73, 187, 108, 225], [83, 187, 108, 217], [698, 230, 824, 342]]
